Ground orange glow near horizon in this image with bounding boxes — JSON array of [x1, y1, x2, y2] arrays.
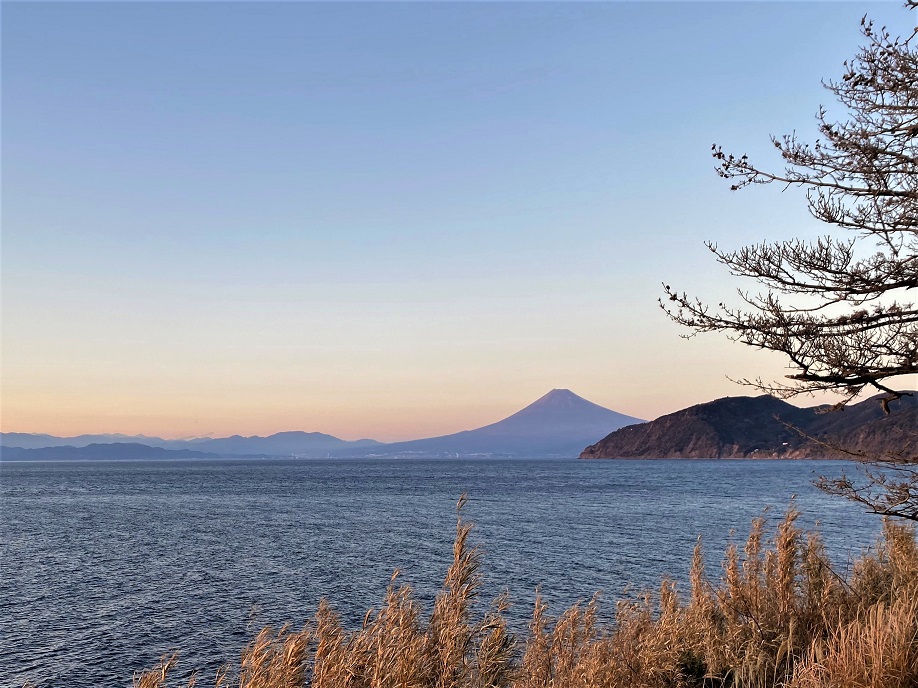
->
[[1, 336, 854, 443], [1, 394, 526, 442]]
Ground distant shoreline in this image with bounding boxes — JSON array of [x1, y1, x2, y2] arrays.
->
[[0, 455, 851, 463]]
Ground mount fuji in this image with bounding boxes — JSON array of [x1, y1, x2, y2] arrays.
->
[[351, 389, 644, 458]]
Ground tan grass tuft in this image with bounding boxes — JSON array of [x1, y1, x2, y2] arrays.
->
[[127, 504, 918, 688]]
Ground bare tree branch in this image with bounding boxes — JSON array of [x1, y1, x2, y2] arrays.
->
[[662, 7, 918, 520]]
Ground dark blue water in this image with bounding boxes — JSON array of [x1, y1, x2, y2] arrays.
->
[[0, 458, 883, 687]]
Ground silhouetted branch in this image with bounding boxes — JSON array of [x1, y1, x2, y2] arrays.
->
[[662, 5, 918, 520]]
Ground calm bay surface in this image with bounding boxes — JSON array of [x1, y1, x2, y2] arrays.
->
[[1, 458, 884, 687]]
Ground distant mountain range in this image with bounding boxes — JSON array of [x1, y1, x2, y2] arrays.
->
[[581, 392, 918, 459], [172, 432, 382, 456], [6, 390, 913, 462], [0, 389, 642, 460], [0, 430, 381, 455], [1, 432, 174, 450], [0, 443, 221, 461]]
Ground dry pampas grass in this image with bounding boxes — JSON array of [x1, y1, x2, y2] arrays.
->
[[133, 497, 918, 688]]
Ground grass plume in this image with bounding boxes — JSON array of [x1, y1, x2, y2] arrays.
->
[[133, 500, 918, 688]]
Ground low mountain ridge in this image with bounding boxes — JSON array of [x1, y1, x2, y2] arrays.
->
[[0, 431, 383, 458], [173, 431, 382, 456], [1, 443, 220, 461], [0, 432, 170, 449], [580, 393, 918, 459]]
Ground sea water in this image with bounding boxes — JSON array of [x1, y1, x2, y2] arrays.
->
[[0, 458, 883, 687]]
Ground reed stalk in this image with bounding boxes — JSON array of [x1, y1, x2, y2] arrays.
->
[[132, 501, 918, 688]]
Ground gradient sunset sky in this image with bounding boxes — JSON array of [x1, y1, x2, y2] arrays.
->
[[3, 1, 912, 442]]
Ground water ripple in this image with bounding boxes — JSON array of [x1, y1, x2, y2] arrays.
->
[[1, 458, 880, 687]]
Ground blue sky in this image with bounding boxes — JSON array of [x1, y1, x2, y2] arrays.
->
[[3, 2, 912, 440]]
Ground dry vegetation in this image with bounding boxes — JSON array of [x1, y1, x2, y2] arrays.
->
[[134, 496, 918, 688]]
